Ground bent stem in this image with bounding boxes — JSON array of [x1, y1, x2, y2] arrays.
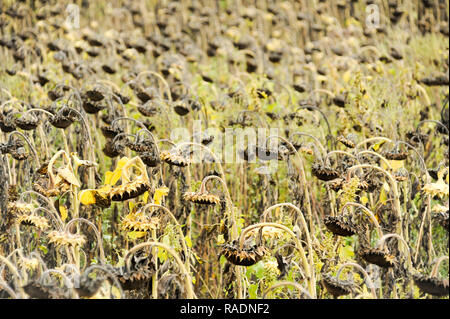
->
[[238, 219, 316, 298], [140, 204, 190, 270], [347, 164, 403, 238], [65, 218, 106, 264], [266, 136, 315, 235], [430, 256, 449, 277], [263, 281, 313, 299], [341, 202, 383, 239], [8, 131, 40, 167], [335, 262, 377, 299], [84, 264, 125, 299], [124, 241, 196, 299]]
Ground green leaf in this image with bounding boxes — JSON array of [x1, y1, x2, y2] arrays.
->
[[339, 245, 354, 259], [248, 283, 258, 299], [38, 245, 48, 254]]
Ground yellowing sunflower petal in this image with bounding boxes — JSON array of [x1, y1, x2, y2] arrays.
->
[[142, 191, 149, 203], [59, 205, 68, 222], [153, 186, 169, 205], [79, 190, 97, 205]]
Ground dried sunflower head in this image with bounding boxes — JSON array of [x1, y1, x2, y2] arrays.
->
[[393, 168, 408, 182], [323, 215, 357, 237], [244, 226, 285, 240], [109, 176, 151, 202], [422, 179, 449, 199], [108, 252, 155, 291], [311, 162, 340, 181], [18, 256, 40, 271], [17, 214, 49, 230], [413, 274, 449, 297], [23, 280, 69, 299], [8, 201, 34, 215], [159, 150, 189, 167], [328, 178, 345, 191], [182, 191, 220, 205], [359, 247, 396, 268], [121, 212, 160, 232], [47, 230, 86, 248], [383, 150, 408, 161], [321, 273, 355, 298], [220, 241, 268, 266], [75, 273, 106, 298], [336, 135, 356, 148]]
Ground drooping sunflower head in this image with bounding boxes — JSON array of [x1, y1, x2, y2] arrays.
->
[[47, 230, 86, 248], [311, 162, 340, 181], [18, 256, 40, 272], [244, 226, 285, 241], [109, 176, 151, 202], [413, 274, 449, 297], [336, 135, 356, 148], [121, 211, 160, 232], [323, 215, 357, 237], [159, 150, 189, 167], [182, 191, 221, 205], [8, 201, 34, 216], [359, 247, 396, 268], [321, 273, 355, 298], [17, 214, 50, 230], [220, 241, 269, 266], [383, 150, 409, 161]]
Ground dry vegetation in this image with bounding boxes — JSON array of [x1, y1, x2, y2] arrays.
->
[[0, 0, 448, 299]]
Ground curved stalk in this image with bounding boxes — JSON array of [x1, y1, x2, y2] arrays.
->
[[263, 281, 313, 299], [430, 256, 449, 277], [65, 218, 106, 264], [140, 204, 190, 269], [347, 164, 402, 237], [335, 262, 377, 298], [341, 202, 383, 239], [238, 220, 316, 298], [265, 136, 314, 235], [84, 264, 125, 299], [7, 131, 40, 167], [124, 241, 196, 299]]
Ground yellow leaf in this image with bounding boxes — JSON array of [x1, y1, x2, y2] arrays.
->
[[379, 187, 388, 205], [339, 245, 354, 259], [127, 231, 147, 240], [342, 71, 351, 83], [79, 190, 97, 205], [185, 235, 192, 248], [142, 191, 149, 204], [104, 171, 114, 185], [217, 234, 225, 245], [361, 196, 368, 205], [153, 186, 169, 205], [105, 157, 130, 186], [371, 140, 386, 152], [111, 286, 121, 299], [58, 205, 68, 221], [129, 201, 135, 211]]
